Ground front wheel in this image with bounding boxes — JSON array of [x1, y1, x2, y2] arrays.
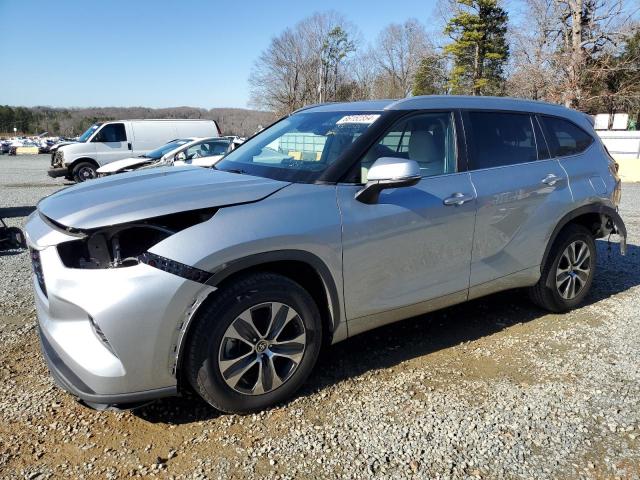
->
[[72, 161, 97, 182], [184, 273, 322, 413], [529, 224, 596, 312]]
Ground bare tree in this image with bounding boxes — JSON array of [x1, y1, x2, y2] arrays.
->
[[248, 11, 358, 115], [506, 0, 559, 100], [249, 27, 311, 115], [347, 49, 380, 100], [373, 19, 431, 97], [507, 0, 636, 112], [554, 0, 631, 107], [581, 25, 640, 122]]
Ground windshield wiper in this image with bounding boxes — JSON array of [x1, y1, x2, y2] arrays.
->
[[223, 168, 248, 175]]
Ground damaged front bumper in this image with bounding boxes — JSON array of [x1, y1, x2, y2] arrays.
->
[[25, 211, 212, 409], [47, 167, 69, 178]]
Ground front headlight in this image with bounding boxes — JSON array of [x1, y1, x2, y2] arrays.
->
[[54, 150, 64, 166], [54, 209, 216, 274]]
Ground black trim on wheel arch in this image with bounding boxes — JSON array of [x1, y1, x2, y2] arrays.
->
[[205, 250, 341, 334], [541, 203, 627, 274]]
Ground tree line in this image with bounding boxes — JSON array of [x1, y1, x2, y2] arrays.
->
[[0, 105, 275, 137], [249, 1, 640, 125]]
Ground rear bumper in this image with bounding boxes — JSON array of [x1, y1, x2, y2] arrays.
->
[[47, 167, 68, 178], [608, 208, 627, 255]]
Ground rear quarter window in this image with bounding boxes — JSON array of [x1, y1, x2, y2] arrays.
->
[[540, 116, 593, 157]]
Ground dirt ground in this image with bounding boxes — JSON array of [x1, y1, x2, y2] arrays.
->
[[1, 155, 639, 479]]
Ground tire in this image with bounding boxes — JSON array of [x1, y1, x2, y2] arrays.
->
[[184, 272, 322, 413], [72, 161, 97, 183], [529, 224, 596, 312], [8, 227, 26, 249]]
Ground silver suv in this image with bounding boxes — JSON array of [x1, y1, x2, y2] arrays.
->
[[26, 96, 626, 413]]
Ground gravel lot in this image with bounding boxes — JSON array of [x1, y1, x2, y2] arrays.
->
[[1, 155, 639, 479]]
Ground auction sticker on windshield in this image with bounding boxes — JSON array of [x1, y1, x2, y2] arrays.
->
[[336, 114, 380, 125]]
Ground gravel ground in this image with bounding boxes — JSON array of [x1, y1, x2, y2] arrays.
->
[[1, 155, 639, 479]]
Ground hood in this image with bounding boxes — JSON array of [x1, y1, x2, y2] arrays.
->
[[96, 156, 153, 174], [38, 166, 290, 230], [51, 141, 76, 152], [59, 141, 94, 155]]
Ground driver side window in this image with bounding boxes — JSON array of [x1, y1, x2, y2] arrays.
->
[[92, 123, 127, 143], [358, 112, 456, 183]]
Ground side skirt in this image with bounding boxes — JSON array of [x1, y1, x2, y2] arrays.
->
[[468, 266, 540, 301], [347, 290, 468, 337]]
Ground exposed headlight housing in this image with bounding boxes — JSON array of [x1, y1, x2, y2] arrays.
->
[[54, 209, 215, 283], [54, 149, 64, 167]]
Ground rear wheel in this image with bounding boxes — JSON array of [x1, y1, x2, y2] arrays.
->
[[529, 224, 596, 312], [184, 272, 322, 413], [72, 161, 97, 183]]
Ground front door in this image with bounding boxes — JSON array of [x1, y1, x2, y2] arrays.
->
[[91, 122, 130, 166], [338, 111, 477, 333]]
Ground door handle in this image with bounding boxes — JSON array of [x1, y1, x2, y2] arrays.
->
[[541, 173, 560, 186], [443, 193, 474, 206], [127, 142, 132, 150]]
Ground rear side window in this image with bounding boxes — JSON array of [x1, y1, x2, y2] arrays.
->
[[94, 123, 127, 143], [539, 116, 593, 157], [465, 112, 538, 170]]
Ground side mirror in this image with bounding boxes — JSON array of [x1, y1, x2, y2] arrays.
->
[[174, 152, 186, 163], [356, 157, 421, 204]]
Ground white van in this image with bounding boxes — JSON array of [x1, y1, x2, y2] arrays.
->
[[48, 119, 220, 182]]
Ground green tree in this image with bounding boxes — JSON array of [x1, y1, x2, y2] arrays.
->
[[443, 0, 509, 95], [320, 26, 356, 102], [412, 55, 448, 96]]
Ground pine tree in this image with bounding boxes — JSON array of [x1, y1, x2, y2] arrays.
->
[[412, 55, 448, 96], [320, 26, 356, 102], [444, 0, 509, 95]]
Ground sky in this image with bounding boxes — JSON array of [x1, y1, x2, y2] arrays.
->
[[0, 0, 524, 109]]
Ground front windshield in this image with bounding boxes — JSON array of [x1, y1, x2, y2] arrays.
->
[[145, 139, 190, 159], [216, 111, 382, 182], [78, 123, 102, 142]]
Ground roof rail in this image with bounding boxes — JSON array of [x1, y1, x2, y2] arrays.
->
[[291, 102, 336, 115]]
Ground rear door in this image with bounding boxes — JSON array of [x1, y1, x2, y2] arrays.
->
[[91, 122, 130, 166], [463, 110, 572, 289], [338, 111, 477, 332]]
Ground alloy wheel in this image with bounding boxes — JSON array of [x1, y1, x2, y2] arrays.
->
[[218, 302, 306, 395], [555, 240, 591, 300]]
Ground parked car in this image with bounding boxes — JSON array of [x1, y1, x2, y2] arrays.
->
[[26, 96, 626, 414], [96, 136, 242, 176], [0, 140, 11, 154], [48, 119, 221, 182]]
